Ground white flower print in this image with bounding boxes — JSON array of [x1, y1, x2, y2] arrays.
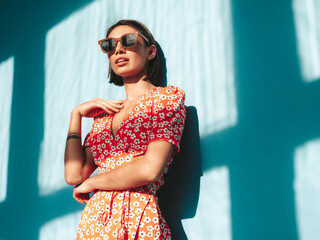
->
[[78, 86, 185, 239]]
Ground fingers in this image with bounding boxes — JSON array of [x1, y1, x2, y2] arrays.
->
[[73, 191, 90, 204], [77, 98, 126, 118], [104, 102, 124, 113], [73, 183, 91, 204], [94, 99, 124, 114], [109, 99, 126, 104], [93, 102, 114, 115]]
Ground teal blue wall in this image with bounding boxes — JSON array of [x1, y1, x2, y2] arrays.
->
[[1, 0, 320, 239]]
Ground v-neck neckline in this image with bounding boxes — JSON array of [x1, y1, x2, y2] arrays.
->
[[109, 86, 158, 139]]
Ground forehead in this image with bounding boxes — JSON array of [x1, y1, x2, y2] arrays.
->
[[108, 25, 137, 38]]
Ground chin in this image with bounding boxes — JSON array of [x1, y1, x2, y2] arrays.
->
[[115, 68, 146, 80]]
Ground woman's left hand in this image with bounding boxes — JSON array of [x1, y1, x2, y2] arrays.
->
[[73, 179, 95, 204]]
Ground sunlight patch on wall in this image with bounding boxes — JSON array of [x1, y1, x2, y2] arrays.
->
[[39, 211, 82, 240], [294, 138, 320, 240], [153, 0, 237, 136], [79, 0, 237, 136], [38, 0, 125, 196], [0, 56, 14, 203], [38, 0, 236, 194], [293, 0, 320, 82], [36, 1, 236, 240], [182, 166, 232, 240]]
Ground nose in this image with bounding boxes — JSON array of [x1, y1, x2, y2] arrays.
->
[[114, 40, 125, 55]]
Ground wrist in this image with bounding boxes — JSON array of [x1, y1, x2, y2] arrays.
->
[[84, 177, 95, 192], [68, 109, 82, 135], [71, 108, 81, 118]]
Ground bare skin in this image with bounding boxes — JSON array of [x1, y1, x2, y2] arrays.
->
[[64, 25, 175, 204]]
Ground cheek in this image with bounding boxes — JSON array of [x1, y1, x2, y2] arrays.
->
[[108, 56, 117, 70], [132, 50, 149, 66]]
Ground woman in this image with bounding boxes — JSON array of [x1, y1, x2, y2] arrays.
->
[[64, 19, 186, 240]]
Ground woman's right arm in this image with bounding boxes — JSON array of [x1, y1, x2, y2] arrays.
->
[[64, 98, 124, 185]]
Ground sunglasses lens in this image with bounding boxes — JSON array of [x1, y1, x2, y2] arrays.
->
[[99, 33, 138, 53], [101, 39, 116, 52], [121, 34, 137, 48]]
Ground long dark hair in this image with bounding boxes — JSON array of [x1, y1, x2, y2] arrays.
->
[[106, 19, 165, 86]]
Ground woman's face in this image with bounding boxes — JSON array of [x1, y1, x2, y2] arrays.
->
[[107, 25, 151, 80]]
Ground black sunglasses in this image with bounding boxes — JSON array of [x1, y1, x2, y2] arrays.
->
[[98, 31, 150, 53]]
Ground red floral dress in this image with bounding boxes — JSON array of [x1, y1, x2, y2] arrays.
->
[[77, 85, 186, 240]]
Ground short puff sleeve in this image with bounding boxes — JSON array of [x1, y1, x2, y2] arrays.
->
[[83, 113, 108, 148], [83, 128, 94, 148], [148, 86, 186, 155]]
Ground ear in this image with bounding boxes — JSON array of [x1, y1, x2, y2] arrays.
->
[[147, 44, 157, 61]]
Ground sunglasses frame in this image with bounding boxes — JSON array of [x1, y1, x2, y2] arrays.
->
[[98, 31, 150, 53]]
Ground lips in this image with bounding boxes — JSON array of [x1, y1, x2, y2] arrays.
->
[[115, 57, 129, 64]]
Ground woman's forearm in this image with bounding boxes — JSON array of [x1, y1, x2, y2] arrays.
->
[[64, 109, 86, 185], [84, 156, 157, 191], [64, 99, 124, 186], [83, 141, 174, 191]]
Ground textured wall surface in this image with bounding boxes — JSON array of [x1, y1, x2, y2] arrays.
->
[[0, 0, 320, 239]]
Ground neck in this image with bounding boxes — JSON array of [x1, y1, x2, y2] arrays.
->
[[123, 74, 155, 101]]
